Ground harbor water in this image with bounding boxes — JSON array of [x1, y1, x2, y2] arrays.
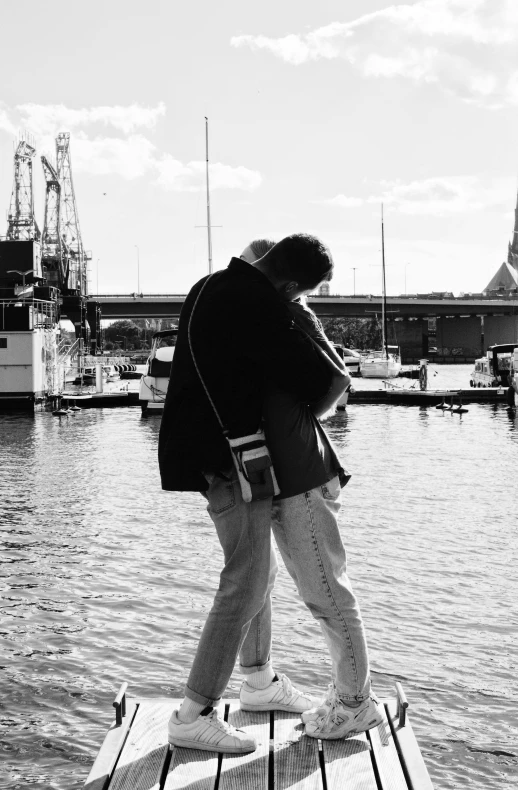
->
[[0, 365, 517, 790]]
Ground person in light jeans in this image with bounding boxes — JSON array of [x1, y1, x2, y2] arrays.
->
[[161, 235, 381, 754]]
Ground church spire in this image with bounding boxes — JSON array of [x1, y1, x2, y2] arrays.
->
[[508, 187, 518, 268]]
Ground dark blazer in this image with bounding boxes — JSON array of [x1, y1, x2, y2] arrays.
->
[[158, 258, 333, 492]]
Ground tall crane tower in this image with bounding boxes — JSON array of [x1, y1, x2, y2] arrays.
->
[[41, 155, 67, 288], [56, 132, 87, 296], [6, 136, 41, 241]]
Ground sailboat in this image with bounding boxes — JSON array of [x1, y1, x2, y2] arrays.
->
[[359, 206, 402, 379]]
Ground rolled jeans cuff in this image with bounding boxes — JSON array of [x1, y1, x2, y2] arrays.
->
[[239, 658, 273, 676], [184, 684, 222, 708]]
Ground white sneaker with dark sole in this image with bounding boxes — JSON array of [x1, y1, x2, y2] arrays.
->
[[240, 672, 318, 714], [168, 708, 256, 753], [304, 687, 383, 740]]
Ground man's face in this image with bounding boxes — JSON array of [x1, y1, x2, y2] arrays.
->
[[282, 281, 322, 302]]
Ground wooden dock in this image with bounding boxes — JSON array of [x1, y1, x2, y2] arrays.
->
[[84, 683, 434, 790]]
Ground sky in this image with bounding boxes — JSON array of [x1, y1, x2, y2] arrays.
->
[[1, 0, 518, 297]]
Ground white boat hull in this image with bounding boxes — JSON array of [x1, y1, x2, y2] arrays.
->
[[360, 356, 401, 378]]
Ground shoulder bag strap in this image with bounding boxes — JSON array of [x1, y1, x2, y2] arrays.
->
[[187, 275, 229, 436]]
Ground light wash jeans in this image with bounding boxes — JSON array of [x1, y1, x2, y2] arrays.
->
[[184, 469, 371, 706]]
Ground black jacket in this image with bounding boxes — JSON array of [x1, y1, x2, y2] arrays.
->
[[158, 258, 333, 491]]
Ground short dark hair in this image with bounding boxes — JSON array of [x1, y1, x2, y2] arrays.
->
[[265, 233, 334, 289], [250, 238, 276, 259]]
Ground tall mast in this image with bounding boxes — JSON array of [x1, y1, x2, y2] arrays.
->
[[205, 117, 213, 274], [381, 204, 388, 358]]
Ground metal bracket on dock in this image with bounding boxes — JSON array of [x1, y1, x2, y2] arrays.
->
[[395, 682, 409, 727], [113, 682, 128, 726]]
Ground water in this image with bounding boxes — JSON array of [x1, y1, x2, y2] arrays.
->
[[1, 366, 517, 789]]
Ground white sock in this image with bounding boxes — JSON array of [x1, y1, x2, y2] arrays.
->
[[178, 697, 206, 723], [245, 667, 276, 690]]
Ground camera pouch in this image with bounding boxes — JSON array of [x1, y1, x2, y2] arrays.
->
[[227, 430, 280, 502]]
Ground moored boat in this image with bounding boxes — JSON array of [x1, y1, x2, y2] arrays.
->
[[138, 328, 177, 413], [360, 346, 402, 378], [359, 207, 402, 379], [470, 343, 518, 388]]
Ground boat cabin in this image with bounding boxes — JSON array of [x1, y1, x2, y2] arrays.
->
[[470, 343, 518, 388]]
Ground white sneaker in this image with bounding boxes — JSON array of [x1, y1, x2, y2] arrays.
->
[[240, 672, 318, 714], [303, 686, 383, 740], [168, 708, 256, 753]]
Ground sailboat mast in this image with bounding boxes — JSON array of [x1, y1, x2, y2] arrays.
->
[[381, 204, 388, 359], [205, 116, 213, 274]]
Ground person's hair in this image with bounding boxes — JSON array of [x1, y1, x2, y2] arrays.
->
[[263, 233, 333, 289], [249, 238, 276, 260]]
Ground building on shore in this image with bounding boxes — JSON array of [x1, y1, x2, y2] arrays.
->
[[484, 189, 518, 293]]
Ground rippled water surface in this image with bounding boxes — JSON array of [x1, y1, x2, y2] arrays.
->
[[1, 368, 517, 789]]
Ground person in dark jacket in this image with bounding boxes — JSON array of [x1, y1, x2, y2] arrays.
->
[[160, 234, 381, 754]]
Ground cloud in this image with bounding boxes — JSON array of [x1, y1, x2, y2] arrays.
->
[[155, 157, 262, 191], [15, 102, 166, 136], [0, 102, 262, 192], [315, 194, 363, 208], [0, 102, 17, 136], [71, 133, 158, 179], [231, 0, 518, 108], [319, 176, 515, 215]]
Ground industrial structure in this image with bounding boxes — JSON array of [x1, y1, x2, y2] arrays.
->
[[0, 133, 100, 408]]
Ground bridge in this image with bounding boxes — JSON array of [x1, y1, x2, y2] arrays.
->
[[89, 293, 518, 320], [82, 293, 518, 363]]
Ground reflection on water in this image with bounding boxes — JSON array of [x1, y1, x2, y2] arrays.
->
[[1, 387, 517, 789]]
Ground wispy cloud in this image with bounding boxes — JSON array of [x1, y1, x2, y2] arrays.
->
[[318, 176, 516, 215], [14, 102, 166, 135], [231, 0, 518, 108], [0, 102, 262, 191], [155, 157, 261, 191], [315, 194, 363, 208]]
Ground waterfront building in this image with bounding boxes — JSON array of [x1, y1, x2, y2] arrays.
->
[[484, 188, 518, 293]]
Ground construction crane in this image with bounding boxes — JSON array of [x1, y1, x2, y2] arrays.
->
[[56, 132, 88, 296], [41, 155, 68, 289], [6, 136, 41, 241]]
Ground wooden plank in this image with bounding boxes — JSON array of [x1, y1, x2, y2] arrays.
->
[[84, 702, 138, 790], [321, 733, 378, 790], [368, 704, 409, 790], [165, 744, 219, 790], [385, 701, 434, 790], [218, 702, 270, 790], [108, 700, 173, 790], [273, 711, 323, 790]]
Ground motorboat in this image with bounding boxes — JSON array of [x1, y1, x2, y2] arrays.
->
[[333, 344, 361, 376], [470, 343, 518, 388], [138, 328, 178, 413]]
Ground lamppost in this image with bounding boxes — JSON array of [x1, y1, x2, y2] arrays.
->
[[7, 269, 33, 304], [96, 258, 100, 295], [351, 267, 358, 296], [134, 245, 140, 294]]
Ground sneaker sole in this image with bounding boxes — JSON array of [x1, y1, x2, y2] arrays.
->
[[168, 735, 256, 754], [240, 701, 313, 714], [305, 714, 383, 741]]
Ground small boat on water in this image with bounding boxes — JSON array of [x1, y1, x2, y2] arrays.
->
[[360, 345, 402, 378], [138, 328, 178, 413], [470, 343, 518, 388], [360, 206, 402, 379], [333, 344, 361, 376]]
